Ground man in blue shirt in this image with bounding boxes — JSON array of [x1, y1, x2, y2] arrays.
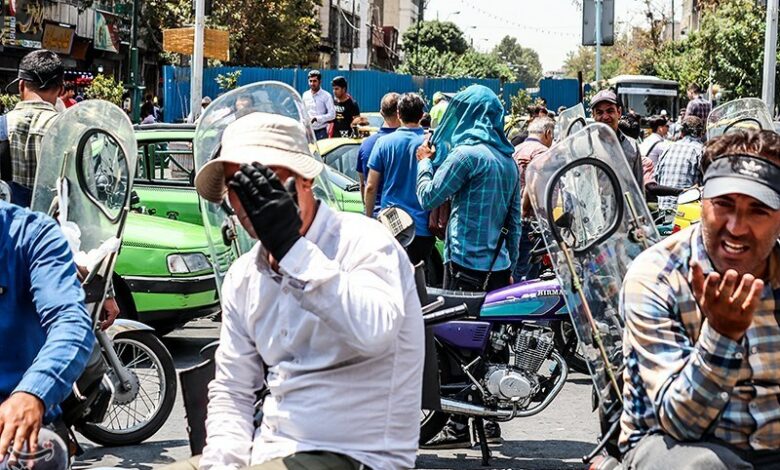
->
[[365, 93, 433, 265], [0, 200, 94, 457], [356, 92, 400, 216]]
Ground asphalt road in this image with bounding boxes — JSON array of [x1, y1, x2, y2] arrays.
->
[[74, 318, 599, 470]]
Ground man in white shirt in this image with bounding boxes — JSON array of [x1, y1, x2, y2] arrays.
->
[[639, 115, 670, 165], [302, 70, 336, 140], [178, 111, 424, 470]]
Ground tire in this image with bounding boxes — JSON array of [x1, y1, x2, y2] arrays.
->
[[78, 331, 177, 446], [419, 409, 449, 445], [554, 320, 589, 375]]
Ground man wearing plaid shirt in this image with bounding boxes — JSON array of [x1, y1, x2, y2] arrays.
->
[[621, 130, 780, 469], [686, 82, 713, 122], [0, 50, 62, 208], [654, 115, 705, 211]]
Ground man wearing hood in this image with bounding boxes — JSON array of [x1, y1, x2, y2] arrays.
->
[[416, 85, 521, 448]]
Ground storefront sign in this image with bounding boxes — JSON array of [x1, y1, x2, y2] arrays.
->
[[42, 22, 74, 54], [94, 10, 121, 53], [1, 0, 46, 48]]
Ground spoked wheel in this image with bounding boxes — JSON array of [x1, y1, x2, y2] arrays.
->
[[78, 331, 177, 446], [420, 409, 449, 445]]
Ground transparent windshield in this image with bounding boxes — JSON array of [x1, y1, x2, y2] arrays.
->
[[526, 123, 660, 410], [707, 98, 773, 140], [193, 81, 337, 291], [554, 103, 586, 142]]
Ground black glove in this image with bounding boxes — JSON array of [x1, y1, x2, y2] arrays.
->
[[228, 163, 302, 261]]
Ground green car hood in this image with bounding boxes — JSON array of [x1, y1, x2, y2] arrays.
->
[[122, 212, 212, 251]]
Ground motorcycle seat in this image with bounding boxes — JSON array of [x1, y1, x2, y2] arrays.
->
[[426, 287, 486, 316]]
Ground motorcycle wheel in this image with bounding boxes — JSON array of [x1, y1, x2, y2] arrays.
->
[[419, 409, 449, 445], [78, 331, 177, 446], [554, 321, 589, 375]]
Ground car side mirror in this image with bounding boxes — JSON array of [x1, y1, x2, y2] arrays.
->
[[130, 190, 140, 206]]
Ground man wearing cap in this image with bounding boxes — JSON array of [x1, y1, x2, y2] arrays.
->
[[590, 89, 644, 187], [188, 111, 425, 470], [331, 76, 360, 138], [302, 70, 335, 141], [0, 50, 62, 208], [620, 129, 780, 469]]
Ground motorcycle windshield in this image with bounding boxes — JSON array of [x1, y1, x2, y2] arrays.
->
[[554, 103, 587, 142], [32, 100, 136, 265], [525, 123, 660, 409], [706, 98, 773, 140], [193, 81, 337, 292]]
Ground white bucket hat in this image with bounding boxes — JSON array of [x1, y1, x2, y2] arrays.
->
[[195, 111, 324, 203]]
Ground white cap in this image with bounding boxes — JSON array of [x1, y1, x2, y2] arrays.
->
[[194, 112, 323, 203]]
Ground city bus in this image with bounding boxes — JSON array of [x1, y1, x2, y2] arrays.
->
[[608, 75, 680, 118]]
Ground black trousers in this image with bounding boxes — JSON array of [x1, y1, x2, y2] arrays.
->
[[443, 261, 511, 292], [406, 236, 436, 266]]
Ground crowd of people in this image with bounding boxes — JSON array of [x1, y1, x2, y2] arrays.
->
[[4, 45, 780, 470]]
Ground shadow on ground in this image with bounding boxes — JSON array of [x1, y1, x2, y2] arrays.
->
[[416, 439, 595, 469], [74, 439, 189, 470]]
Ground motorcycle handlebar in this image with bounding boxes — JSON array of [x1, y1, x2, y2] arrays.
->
[[423, 303, 469, 326]]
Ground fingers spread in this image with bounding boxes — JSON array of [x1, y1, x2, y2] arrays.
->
[[702, 272, 721, 308], [718, 269, 739, 300], [251, 162, 286, 192], [742, 278, 765, 313], [690, 260, 705, 299]]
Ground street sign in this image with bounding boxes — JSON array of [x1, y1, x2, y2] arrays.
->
[[582, 0, 615, 46], [163, 27, 229, 61]]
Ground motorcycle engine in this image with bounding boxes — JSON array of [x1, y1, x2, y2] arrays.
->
[[484, 326, 556, 403]]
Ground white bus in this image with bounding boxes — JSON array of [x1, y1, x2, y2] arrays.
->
[[608, 75, 680, 118]]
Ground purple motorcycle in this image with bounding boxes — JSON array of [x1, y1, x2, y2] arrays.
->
[[419, 272, 580, 454]]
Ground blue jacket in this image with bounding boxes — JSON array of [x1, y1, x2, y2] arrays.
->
[[0, 201, 93, 422]]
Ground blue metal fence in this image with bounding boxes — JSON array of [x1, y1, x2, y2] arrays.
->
[[161, 65, 580, 123]]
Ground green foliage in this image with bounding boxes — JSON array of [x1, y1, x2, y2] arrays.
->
[[401, 21, 469, 55], [398, 47, 514, 81], [0, 94, 20, 113], [143, 0, 320, 67], [215, 70, 242, 92], [85, 75, 125, 106], [492, 36, 543, 86], [510, 89, 533, 116]]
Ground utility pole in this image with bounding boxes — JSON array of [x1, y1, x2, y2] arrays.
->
[[595, 0, 602, 82], [671, 0, 675, 41], [127, 0, 142, 123], [762, 0, 778, 113], [336, 1, 342, 70], [415, 0, 424, 65], [190, 0, 205, 122], [349, 0, 355, 70]]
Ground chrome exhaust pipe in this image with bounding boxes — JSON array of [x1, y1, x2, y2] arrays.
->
[[439, 351, 569, 420]]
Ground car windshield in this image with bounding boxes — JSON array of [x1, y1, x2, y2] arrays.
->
[[323, 143, 360, 181], [136, 138, 194, 184]]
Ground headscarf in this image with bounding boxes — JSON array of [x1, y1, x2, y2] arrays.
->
[[429, 85, 514, 169]]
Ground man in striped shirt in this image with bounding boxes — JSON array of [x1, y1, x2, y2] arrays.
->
[[620, 130, 780, 469]]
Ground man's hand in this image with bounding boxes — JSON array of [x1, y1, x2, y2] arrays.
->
[[0, 392, 44, 460], [229, 163, 302, 261], [100, 297, 120, 330], [691, 261, 764, 341], [416, 140, 435, 162]]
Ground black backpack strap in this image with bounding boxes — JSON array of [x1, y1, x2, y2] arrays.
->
[[482, 167, 520, 290]]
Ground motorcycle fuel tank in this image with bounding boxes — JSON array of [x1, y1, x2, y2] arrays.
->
[[479, 279, 567, 320]]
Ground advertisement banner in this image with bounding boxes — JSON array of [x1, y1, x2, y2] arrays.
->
[[42, 22, 74, 54], [2, 0, 46, 48], [94, 10, 120, 53]]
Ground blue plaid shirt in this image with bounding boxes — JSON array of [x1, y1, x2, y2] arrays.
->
[[416, 143, 521, 272], [620, 224, 780, 453], [653, 136, 704, 210]]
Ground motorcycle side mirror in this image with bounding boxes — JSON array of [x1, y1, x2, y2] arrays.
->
[[76, 130, 130, 222], [677, 187, 701, 205]]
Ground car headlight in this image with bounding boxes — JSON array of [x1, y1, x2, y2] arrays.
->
[[167, 253, 212, 274]]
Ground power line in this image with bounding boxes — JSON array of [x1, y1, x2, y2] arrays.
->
[[454, 0, 581, 38]]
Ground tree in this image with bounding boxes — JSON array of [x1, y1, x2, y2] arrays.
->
[[397, 46, 515, 81], [142, 0, 320, 67], [401, 21, 469, 55], [491, 36, 543, 86], [86, 75, 125, 106]]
